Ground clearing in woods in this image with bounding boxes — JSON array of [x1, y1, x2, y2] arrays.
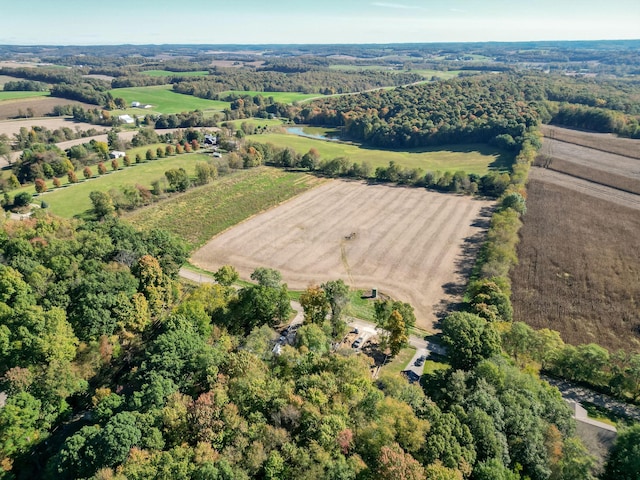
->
[[511, 126, 640, 351], [191, 180, 493, 330]]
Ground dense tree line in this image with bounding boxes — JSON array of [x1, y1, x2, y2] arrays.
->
[[172, 68, 424, 97], [2, 80, 48, 92], [50, 81, 112, 106], [290, 73, 542, 149]]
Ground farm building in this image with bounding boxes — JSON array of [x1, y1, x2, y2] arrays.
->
[[118, 114, 135, 124], [204, 134, 217, 145], [109, 151, 126, 159], [131, 101, 141, 107]]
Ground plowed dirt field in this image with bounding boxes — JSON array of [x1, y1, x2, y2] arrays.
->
[[192, 180, 494, 330]]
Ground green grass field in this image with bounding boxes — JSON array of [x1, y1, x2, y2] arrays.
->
[[141, 70, 209, 77], [379, 347, 417, 377], [328, 65, 400, 72], [124, 167, 321, 249], [252, 128, 511, 174], [21, 149, 210, 217], [0, 91, 50, 101], [411, 69, 465, 80], [220, 90, 323, 104], [222, 118, 285, 129], [110, 85, 230, 115]]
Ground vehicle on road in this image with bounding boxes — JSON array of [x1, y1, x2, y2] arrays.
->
[[415, 355, 426, 366]]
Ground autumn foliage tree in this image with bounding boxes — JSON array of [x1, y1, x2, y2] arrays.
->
[[34, 178, 47, 193], [83, 166, 93, 179]]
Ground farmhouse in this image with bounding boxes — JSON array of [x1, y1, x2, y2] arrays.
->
[[204, 134, 217, 145], [131, 101, 140, 107]]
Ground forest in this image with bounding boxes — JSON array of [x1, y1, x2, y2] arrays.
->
[[0, 213, 611, 480]]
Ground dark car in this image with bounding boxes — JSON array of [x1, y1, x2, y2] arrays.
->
[[352, 337, 364, 348], [414, 355, 427, 366]]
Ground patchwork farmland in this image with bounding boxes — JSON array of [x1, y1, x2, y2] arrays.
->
[[191, 180, 493, 330]]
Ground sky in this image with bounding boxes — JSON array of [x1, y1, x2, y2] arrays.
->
[[1, 0, 638, 45]]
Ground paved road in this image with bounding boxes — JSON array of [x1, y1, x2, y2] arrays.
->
[[543, 375, 640, 422]]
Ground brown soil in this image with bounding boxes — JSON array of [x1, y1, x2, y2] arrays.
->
[[512, 127, 640, 352], [512, 172, 640, 351], [0, 117, 100, 138], [0, 97, 95, 121], [541, 125, 640, 159], [191, 180, 493, 331]]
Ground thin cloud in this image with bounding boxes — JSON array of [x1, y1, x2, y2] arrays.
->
[[372, 2, 428, 11]]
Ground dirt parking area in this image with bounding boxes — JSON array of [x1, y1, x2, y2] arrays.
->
[[192, 180, 493, 331]]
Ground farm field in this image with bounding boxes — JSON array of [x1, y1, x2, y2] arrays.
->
[[110, 85, 230, 114], [124, 167, 321, 249], [24, 150, 210, 217], [0, 116, 101, 137], [538, 135, 640, 195], [0, 91, 49, 101], [220, 90, 321, 103], [191, 180, 493, 330], [511, 127, 640, 352], [0, 97, 95, 121], [250, 130, 510, 174], [141, 70, 209, 77], [540, 124, 640, 159]]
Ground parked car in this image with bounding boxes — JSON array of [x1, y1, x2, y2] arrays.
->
[[414, 355, 427, 366], [352, 328, 359, 335], [352, 337, 364, 348]]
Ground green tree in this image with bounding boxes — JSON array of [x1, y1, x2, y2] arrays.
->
[[213, 265, 239, 287], [300, 285, 330, 324], [165, 168, 190, 192], [90, 191, 115, 219], [378, 309, 408, 358], [250, 267, 282, 288], [603, 425, 640, 479], [441, 312, 501, 370]]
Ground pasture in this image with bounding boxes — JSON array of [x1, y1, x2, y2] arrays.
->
[[220, 90, 321, 104], [141, 70, 209, 77], [23, 150, 210, 217], [0, 91, 49, 101], [124, 167, 321, 249], [251, 129, 510, 174], [110, 85, 230, 115], [191, 180, 494, 330]]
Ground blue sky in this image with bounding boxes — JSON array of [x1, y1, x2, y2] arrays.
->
[[1, 0, 638, 45]]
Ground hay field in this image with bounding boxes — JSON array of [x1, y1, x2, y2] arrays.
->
[[192, 180, 493, 330]]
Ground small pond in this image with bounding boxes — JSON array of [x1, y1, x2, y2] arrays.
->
[[286, 127, 341, 141]]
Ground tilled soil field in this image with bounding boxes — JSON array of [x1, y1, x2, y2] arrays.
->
[[0, 97, 95, 121], [192, 180, 494, 330], [0, 116, 100, 137], [512, 171, 640, 351], [512, 127, 640, 351], [541, 125, 640, 159]]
